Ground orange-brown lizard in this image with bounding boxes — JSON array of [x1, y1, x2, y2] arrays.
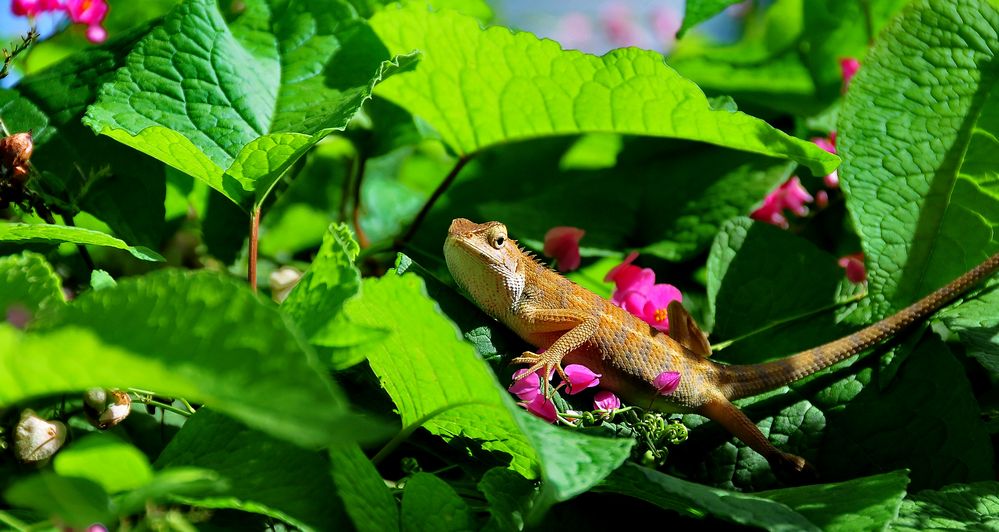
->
[[443, 218, 999, 474]]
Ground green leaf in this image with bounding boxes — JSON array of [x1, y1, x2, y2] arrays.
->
[[155, 409, 348, 530], [0, 222, 164, 262], [0, 252, 65, 318], [84, 0, 415, 209], [112, 468, 228, 518], [329, 444, 400, 532], [282, 223, 363, 346], [678, 0, 744, 36], [337, 267, 633, 503], [595, 463, 817, 531], [757, 470, 910, 531], [816, 335, 992, 490], [937, 284, 999, 379], [90, 270, 117, 291], [401, 473, 474, 532], [0, 270, 366, 449], [3, 474, 113, 528], [891, 481, 999, 530], [838, 0, 999, 319], [370, 5, 838, 175], [414, 139, 795, 263], [13, 29, 169, 247], [53, 434, 154, 494], [707, 218, 846, 345], [478, 468, 536, 532]]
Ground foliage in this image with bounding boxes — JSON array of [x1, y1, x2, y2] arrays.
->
[[0, 0, 997, 529]]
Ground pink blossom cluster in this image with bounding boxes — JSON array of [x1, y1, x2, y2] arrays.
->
[[543, 226, 585, 272], [12, 0, 109, 43], [510, 363, 680, 422], [605, 251, 682, 332]]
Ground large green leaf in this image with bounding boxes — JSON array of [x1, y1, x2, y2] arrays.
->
[[757, 470, 910, 531], [838, 0, 999, 319], [370, 5, 838, 175], [0, 252, 65, 319], [155, 409, 348, 530], [0, 222, 164, 262], [401, 473, 474, 532], [0, 270, 368, 448], [3, 474, 112, 528], [707, 217, 848, 345], [53, 434, 154, 494], [12, 27, 169, 247], [335, 267, 633, 505], [936, 283, 999, 379], [84, 0, 414, 209], [891, 481, 999, 530], [412, 138, 795, 264], [595, 463, 817, 531], [329, 444, 400, 532]]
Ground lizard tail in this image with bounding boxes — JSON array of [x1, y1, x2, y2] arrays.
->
[[720, 251, 999, 401]]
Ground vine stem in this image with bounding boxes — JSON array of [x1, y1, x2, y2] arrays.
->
[[248, 205, 261, 292], [60, 213, 94, 272], [397, 154, 472, 248], [352, 154, 370, 248]]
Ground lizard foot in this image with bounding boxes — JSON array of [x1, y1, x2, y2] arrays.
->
[[511, 351, 567, 397], [770, 452, 818, 484]]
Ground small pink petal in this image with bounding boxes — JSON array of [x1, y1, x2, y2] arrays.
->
[[816, 190, 829, 209], [593, 390, 621, 411], [653, 371, 680, 395], [779, 177, 813, 217], [604, 251, 639, 282], [522, 395, 558, 423], [750, 192, 789, 228], [508, 369, 541, 401], [562, 364, 601, 395], [543, 226, 586, 272], [65, 0, 108, 25], [840, 58, 860, 90], [823, 170, 839, 189], [86, 24, 107, 43], [12, 0, 41, 16], [838, 253, 867, 284], [812, 136, 837, 155]]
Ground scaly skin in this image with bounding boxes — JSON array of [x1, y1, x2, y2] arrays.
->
[[443, 218, 999, 474]]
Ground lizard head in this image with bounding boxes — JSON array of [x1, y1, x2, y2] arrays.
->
[[444, 218, 525, 318]]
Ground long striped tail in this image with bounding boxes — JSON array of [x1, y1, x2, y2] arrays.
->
[[720, 252, 999, 401]]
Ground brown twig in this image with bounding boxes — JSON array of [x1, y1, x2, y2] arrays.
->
[[398, 155, 472, 247], [248, 205, 261, 292]]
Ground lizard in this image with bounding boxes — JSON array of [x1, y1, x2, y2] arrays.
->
[[443, 217, 999, 474]]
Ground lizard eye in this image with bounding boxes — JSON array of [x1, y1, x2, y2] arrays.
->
[[491, 234, 506, 249]]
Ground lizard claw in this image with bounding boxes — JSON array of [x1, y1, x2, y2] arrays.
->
[[512, 351, 567, 397]]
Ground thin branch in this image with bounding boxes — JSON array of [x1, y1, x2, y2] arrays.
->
[[398, 155, 472, 247], [248, 205, 261, 292], [0, 27, 39, 81]]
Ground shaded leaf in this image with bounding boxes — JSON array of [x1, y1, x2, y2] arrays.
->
[[0, 222, 164, 261], [329, 443, 400, 532], [401, 473, 474, 532], [891, 481, 999, 531]]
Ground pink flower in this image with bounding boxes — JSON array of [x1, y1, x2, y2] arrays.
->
[[650, 6, 681, 49], [543, 226, 585, 272], [508, 368, 542, 402], [562, 364, 600, 395], [601, 3, 642, 47], [653, 371, 680, 395], [751, 177, 814, 228], [521, 395, 558, 423], [593, 390, 621, 411], [555, 12, 594, 51], [816, 190, 829, 209], [65, 0, 109, 43], [12, 0, 42, 16], [838, 253, 867, 284], [812, 134, 839, 188], [604, 252, 683, 332], [840, 57, 860, 91]]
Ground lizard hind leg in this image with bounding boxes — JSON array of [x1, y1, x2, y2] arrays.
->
[[510, 307, 600, 397], [699, 396, 816, 481]]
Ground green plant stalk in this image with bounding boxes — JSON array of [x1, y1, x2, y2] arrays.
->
[[248, 205, 261, 292]]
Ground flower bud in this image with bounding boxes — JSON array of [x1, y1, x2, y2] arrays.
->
[[14, 409, 66, 463], [83, 388, 132, 429]]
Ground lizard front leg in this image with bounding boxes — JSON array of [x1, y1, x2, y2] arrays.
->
[[511, 307, 599, 397]]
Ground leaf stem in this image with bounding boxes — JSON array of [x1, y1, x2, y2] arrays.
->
[[397, 154, 472, 248], [352, 153, 371, 249], [248, 205, 261, 292], [0, 27, 38, 81], [60, 213, 94, 272], [130, 394, 193, 418]]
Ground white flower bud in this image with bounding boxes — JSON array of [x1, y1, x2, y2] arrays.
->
[[83, 388, 132, 429], [14, 409, 66, 463]]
